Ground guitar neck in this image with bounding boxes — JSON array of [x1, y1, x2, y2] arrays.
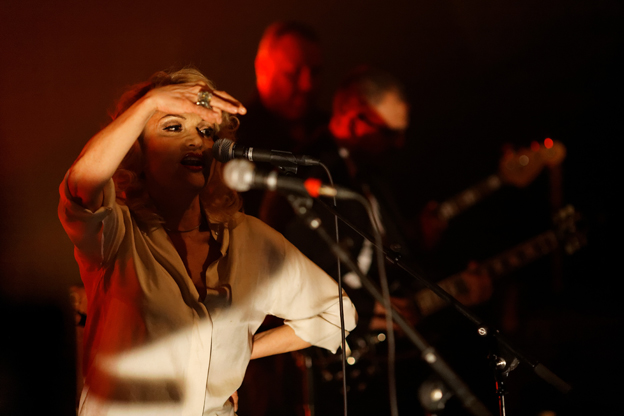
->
[[479, 231, 559, 279], [435, 141, 566, 223], [415, 229, 560, 318], [436, 174, 503, 222]]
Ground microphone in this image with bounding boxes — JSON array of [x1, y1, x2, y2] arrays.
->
[[212, 138, 321, 167], [223, 159, 359, 199]]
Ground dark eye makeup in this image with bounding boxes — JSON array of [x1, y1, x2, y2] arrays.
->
[[163, 124, 182, 132], [159, 120, 214, 137], [198, 127, 215, 137]]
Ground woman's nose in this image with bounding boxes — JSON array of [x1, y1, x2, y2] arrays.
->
[[186, 130, 204, 148]]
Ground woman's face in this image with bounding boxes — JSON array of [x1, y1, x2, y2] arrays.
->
[[141, 111, 216, 194]]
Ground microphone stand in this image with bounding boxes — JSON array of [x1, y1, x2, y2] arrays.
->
[[311, 198, 572, 415], [286, 193, 493, 416]]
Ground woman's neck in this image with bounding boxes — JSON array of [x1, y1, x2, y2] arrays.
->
[[151, 191, 203, 232]]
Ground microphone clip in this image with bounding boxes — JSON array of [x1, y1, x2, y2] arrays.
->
[[268, 150, 299, 175]]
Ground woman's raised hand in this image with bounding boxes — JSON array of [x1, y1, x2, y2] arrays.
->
[[68, 80, 247, 212], [144, 83, 246, 125]]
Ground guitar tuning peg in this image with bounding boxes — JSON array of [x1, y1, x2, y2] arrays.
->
[[565, 237, 581, 255], [565, 233, 587, 255], [553, 204, 576, 223]]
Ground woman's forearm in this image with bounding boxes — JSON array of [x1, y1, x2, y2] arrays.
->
[[68, 95, 156, 211], [250, 324, 312, 360]]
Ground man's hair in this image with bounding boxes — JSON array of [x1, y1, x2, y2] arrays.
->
[[111, 67, 242, 227], [332, 65, 406, 117], [256, 21, 319, 60]]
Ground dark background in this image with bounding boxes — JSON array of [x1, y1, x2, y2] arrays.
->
[[0, 0, 621, 414]]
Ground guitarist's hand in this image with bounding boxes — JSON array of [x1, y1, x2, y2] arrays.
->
[[415, 261, 494, 317], [454, 261, 493, 306], [369, 296, 420, 333]]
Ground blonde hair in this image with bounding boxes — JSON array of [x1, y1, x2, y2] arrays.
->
[[111, 68, 242, 228]]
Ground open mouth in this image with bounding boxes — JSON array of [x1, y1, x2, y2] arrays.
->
[[181, 153, 205, 170]]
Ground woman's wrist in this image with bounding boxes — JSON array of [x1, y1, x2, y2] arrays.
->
[[126, 93, 159, 125]]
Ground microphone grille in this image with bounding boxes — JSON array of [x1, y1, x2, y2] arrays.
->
[[212, 138, 234, 163], [222, 159, 255, 192]]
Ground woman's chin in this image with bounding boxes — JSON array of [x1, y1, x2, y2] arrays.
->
[[169, 175, 208, 196]]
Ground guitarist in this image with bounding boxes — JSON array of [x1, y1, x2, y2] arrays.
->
[[259, 65, 493, 415]]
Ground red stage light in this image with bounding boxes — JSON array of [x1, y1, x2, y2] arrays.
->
[[544, 138, 554, 149]]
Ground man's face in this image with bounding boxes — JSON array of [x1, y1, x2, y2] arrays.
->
[[372, 89, 409, 132], [255, 34, 322, 121], [340, 89, 409, 155]]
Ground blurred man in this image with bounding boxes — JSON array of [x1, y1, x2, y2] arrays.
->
[[329, 65, 409, 156], [236, 21, 327, 217], [254, 21, 322, 130], [262, 66, 415, 286]]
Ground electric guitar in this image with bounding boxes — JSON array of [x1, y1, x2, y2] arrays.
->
[[311, 205, 585, 384], [434, 140, 566, 223], [415, 204, 583, 317]]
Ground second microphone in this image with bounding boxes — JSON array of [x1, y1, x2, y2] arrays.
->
[[212, 138, 321, 167], [223, 159, 360, 199]]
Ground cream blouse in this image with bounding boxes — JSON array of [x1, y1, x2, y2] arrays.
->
[[58, 176, 357, 415]]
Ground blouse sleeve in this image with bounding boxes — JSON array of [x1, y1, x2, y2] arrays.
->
[[266, 230, 358, 354], [58, 172, 125, 269]]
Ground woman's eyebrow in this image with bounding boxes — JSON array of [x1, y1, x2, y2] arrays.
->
[[160, 114, 187, 120]]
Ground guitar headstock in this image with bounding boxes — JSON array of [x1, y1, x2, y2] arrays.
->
[[553, 205, 586, 255], [499, 139, 567, 188]]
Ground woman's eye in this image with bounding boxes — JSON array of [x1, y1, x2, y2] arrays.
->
[[163, 124, 182, 132], [199, 127, 215, 137]]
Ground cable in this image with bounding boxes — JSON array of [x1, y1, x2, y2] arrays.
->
[[319, 162, 398, 416], [319, 162, 349, 416], [357, 192, 399, 416]]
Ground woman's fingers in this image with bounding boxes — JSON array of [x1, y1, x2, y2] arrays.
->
[[168, 84, 224, 124], [186, 85, 246, 124], [189, 84, 246, 115], [211, 90, 247, 115], [147, 83, 246, 125], [193, 100, 224, 125]]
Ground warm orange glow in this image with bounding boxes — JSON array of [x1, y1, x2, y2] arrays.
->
[[531, 141, 540, 152], [544, 138, 554, 149]]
